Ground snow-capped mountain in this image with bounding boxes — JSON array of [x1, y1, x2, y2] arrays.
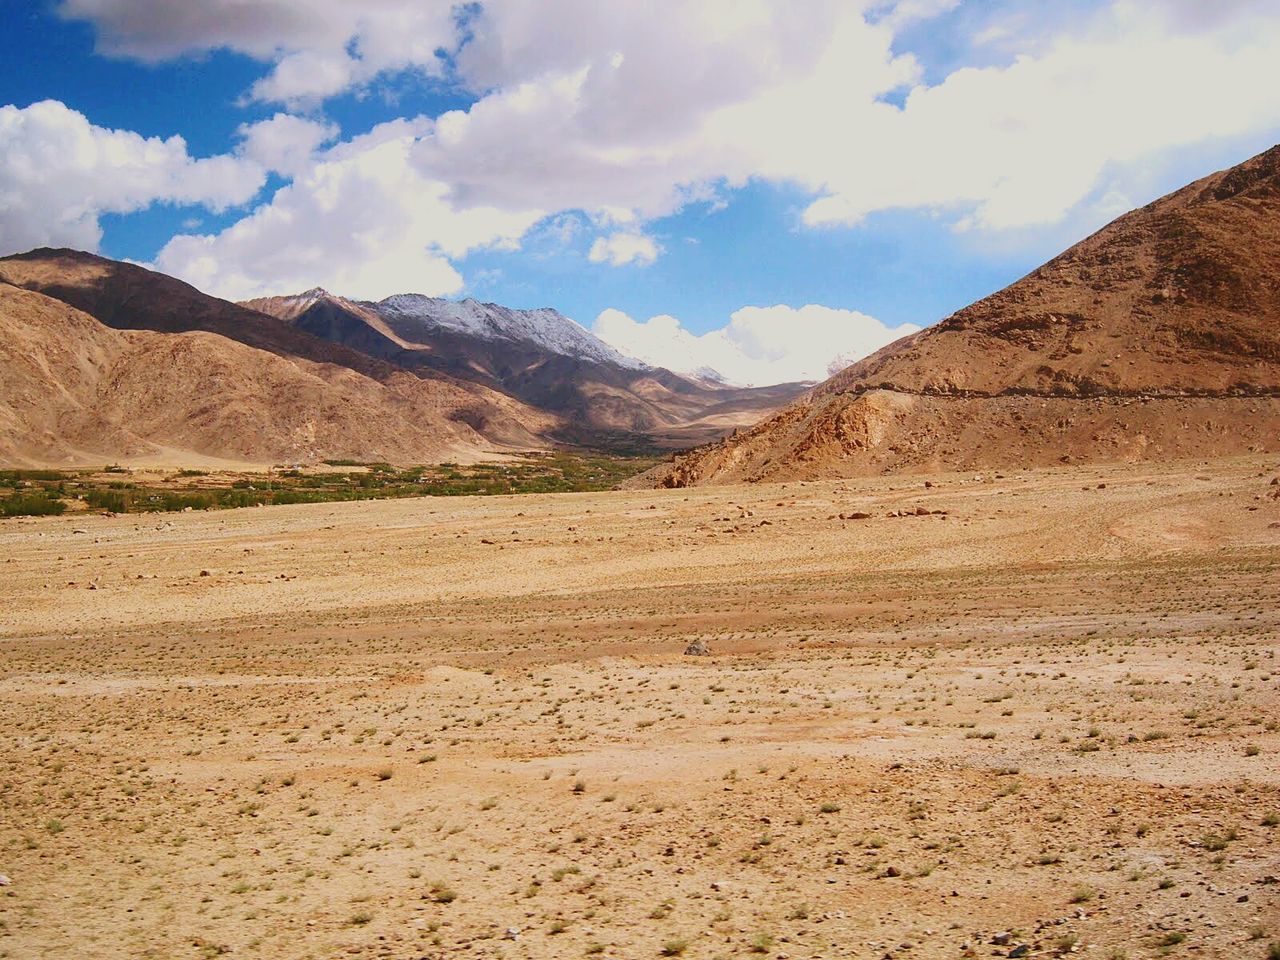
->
[[243, 287, 810, 446], [372, 294, 647, 370]]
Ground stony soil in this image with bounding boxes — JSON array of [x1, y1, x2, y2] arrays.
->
[[1, 456, 1278, 959]]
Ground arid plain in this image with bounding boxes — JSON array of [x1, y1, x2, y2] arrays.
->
[[2, 457, 1278, 960]]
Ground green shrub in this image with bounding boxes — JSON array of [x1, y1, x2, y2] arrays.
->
[[85, 489, 128, 512], [1, 494, 67, 517]]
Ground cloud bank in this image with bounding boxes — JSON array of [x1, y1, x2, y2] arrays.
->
[[0, 100, 263, 255], [154, 120, 542, 301], [593, 304, 920, 386], [58, 0, 459, 106], [9, 1, 1280, 312]]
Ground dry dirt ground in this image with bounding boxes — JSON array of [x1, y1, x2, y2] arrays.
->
[[1, 456, 1278, 960]]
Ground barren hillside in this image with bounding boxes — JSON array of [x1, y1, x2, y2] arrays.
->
[[0, 250, 566, 466], [648, 145, 1280, 485], [0, 280, 555, 467]]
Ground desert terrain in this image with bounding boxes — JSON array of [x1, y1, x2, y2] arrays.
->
[[1, 456, 1277, 959]]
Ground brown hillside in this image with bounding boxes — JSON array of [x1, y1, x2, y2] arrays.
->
[[0, 252, 559, 466], [650, 144, 1280, 485], [0, 282, 555, 468]]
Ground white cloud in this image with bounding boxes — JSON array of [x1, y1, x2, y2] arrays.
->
[[401, 0, 1280, 240], [28, 0, 1280, 307], [0, 99, 263, 255], [250, 50, 360, 106], [587, 231, 660, 266], [58, 0, 459, 106], [794, 2, 1280, 230], [413, 2, 904, 219], [593, 304, 919, 386], [871, 0, 963, 31], [236, 114, 338, 178], [153, 120, 544, 301], [54, 1, 1280, 235], [533, 213, 585, 248]]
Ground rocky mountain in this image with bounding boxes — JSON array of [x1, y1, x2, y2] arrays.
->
[[0, 250, 556, 467], [244, 288, 808, 447], [0, 248, 804, 467], [372, 294, 643, 369], [648, 144, 1280, 486]]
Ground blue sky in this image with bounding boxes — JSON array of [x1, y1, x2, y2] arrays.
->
[[3, 1, 1279, 384]]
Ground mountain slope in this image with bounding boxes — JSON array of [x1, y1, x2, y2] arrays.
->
[[0, 253, 559, 467], [649, 145, 1280, 486], [372, 294, 643, 369], [245, 289, 809, 447]]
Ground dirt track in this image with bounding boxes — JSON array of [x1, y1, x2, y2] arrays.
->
[[2, 456, 1278, 959]]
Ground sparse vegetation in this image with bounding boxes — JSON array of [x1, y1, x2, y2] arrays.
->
[[2, 457, 1276, 959], [0, 453, 661, 518], [0, 491, 66, 516]]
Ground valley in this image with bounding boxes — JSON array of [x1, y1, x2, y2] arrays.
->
[[2, 456, 1277, 959], [3, 8, 1280, 960]]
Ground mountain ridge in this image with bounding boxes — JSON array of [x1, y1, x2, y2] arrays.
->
[[0, 280, 555, 467], [374, 293, 645, 369], [243, 287, 809, 447], [0, 250, 560, 466], [0, 248, 806, 466]]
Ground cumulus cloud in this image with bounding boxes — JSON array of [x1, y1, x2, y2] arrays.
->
[[236, 114, 338, 178], [55, 1, 1280, 233], [58, 0, 459, 105], [870, 0, 963, 31], [413, 2, 909, 219], [587, 231, 660, 266], [794, 1, 1280, 230], [153, 120, 544, 301], [30, 0, 1280, 308], [404, 0, 1280, 237], [0, 99, 263, 255], [593, 304, 919, 386]]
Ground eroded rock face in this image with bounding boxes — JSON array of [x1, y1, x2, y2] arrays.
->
[[647, 145, 1280, 486]]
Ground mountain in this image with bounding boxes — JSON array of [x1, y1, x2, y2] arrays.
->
[[240, 287, 639, 369], [243, 289, 808, 447], [648, 145, 1280, 486], [0, 250, 557, 467], [0, 248, 803, 467], [372, 294, 643, 369]]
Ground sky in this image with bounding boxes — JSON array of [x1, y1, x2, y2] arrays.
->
[[2, 1, 1279, 386]]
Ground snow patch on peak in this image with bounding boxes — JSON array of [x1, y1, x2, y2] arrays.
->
[[689, 366, 730, 385], [371, 294, 648, 369]]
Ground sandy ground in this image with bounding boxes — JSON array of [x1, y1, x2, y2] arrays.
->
[[1, 456, 1278, 960]]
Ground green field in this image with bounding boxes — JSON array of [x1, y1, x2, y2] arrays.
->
[[0, 453, 660, 517]]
